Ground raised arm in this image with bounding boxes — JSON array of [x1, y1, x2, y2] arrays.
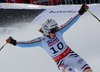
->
[[58, 4, 89, 34], [6, 37, 42, 48]]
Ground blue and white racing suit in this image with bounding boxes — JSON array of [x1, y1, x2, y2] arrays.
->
[[16, 14, 92, 72]]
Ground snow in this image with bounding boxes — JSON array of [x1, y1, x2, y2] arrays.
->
[[0, 3, 54, 9], [0, 3, 100, 72]]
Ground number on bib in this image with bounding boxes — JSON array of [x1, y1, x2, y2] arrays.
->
[[50, 42, 64, 54]]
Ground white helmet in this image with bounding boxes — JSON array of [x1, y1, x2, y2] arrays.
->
[[42, 19, 58, 35]]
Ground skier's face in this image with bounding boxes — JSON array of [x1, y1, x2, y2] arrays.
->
[[49, 27, 58, 38], [49, 33, 56, 38]]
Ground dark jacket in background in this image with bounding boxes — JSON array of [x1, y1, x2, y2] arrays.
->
[[0, 0, 6, 3]]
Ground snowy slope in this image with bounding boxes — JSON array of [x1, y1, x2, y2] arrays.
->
[[0, 3, 100, 72]]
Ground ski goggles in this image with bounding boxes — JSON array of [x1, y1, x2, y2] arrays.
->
[[50, 27, 58, 33]]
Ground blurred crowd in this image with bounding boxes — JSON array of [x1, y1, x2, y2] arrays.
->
[[0, 0, 100, 4], [0, 0, 6, 3], [62, 0, 100, 4], [0, 0, 30, 3]]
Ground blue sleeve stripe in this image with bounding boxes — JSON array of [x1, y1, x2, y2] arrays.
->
[[59, 14, 81, 34], [16, 42, 42, 48]]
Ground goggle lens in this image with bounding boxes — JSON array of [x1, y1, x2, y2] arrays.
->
[[50, 27, 58, 33]]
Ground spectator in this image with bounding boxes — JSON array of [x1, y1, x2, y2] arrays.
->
[[25, 0, 30, 3], [66, 0, 73, 4], [0, 0, 6, 3]]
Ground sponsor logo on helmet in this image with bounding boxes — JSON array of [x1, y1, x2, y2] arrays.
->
[[51, 23, 58, 27]]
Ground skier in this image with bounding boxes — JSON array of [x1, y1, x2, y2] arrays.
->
[[6, 4, 93, 72]]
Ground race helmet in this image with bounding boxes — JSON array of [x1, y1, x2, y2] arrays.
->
[[42, 19, 59, 35]]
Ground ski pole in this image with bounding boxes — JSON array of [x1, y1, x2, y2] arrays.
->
[[0, 42, 8, 51], [86, 9, 100, 22]]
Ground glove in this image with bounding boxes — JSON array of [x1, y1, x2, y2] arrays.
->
[[6, 37, 16, 46], [78, 4, 89, 15]]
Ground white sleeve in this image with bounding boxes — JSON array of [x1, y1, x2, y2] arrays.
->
[[16, 37, 43, 48], [58, 14, 81, 34]]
